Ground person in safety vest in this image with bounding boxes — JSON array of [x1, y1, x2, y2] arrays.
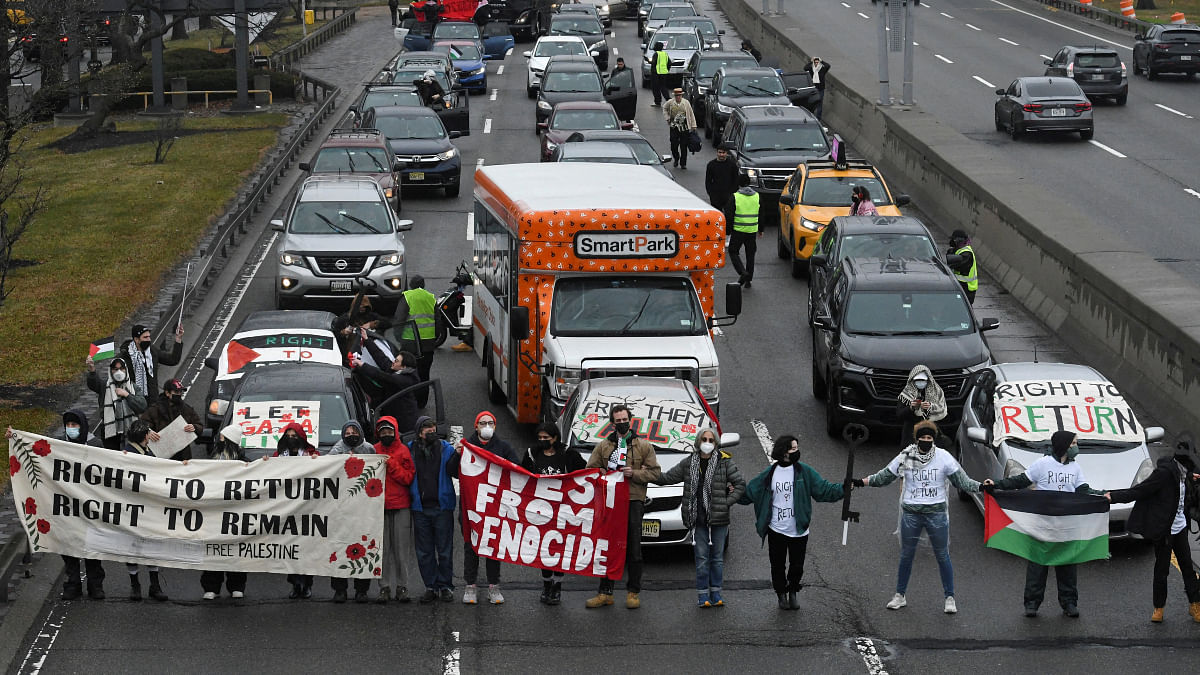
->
[[649, 41, 670, 107], [729, 175, 762, 288], [947, 229, 977, 304], [391, 275, 439, 408]]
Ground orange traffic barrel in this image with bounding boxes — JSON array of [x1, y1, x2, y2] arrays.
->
[[1079, 0, 1091, 6], [1171, 12, 1187, 23], [1120, 0, 1136, 18]]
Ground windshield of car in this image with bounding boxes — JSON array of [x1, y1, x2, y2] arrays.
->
[[551, 276, 705, 337], [668, 18, 716, 35], [1025, 80, 1083, 97], [236, 392, 351, 450], [1161, 29, 1200, 41], [697, 56, 757, 78], [552, 109, 620, 130], [843, 291, 974, 335], [289, 200, 392, 234], [551, 16, 602, 35], [363, 89, 423, 109], [801, 176, 889, 206], [373, 113, 447, 139], [437, 43, 482, 61], [742, 124, 828, 154], [543, 70, 603, 92], [650, 6, 693, 20], [657, 32, 700, 50], [720, 73, 784, 96], [836, 233, 937, 264], [394, 68, 452, 90], [1074, 52, 1120, 68], [311, 147, 391, 174], [434, 23, 481, 39], [561, 154, 639, 164], [535, 40, 588, 57]]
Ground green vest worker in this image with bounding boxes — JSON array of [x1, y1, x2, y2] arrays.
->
[[655, 48, 669, 75], [651, 42, 670, 106], [947, 229, 978, 304], [393, 274, 438, 407], [729, 178, 761, 288]]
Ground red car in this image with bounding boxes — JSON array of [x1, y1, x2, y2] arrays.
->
[[536, 100, 632, 161]]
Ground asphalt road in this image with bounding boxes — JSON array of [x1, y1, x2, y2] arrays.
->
[[9, 5, 1200, 674]]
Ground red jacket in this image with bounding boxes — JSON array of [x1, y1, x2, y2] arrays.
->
[[272, 422, 321, 457], [375, 416, 416, 509]]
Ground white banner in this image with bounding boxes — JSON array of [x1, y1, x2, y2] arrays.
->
[[570, 393, 709, 453], [232, 400, 320, 450], [8, 432, 386, 577]]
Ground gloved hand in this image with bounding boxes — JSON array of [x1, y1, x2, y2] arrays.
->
[[981, 481, 996, 494], [852, 478, 867, 488]]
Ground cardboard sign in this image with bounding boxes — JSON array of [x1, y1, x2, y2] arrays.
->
[[232, 401, 321, 449], [991, 380, 1142, 445], [571, 393, 710, 453]]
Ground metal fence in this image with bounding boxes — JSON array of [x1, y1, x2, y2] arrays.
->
[[270, 6, 360, 71]]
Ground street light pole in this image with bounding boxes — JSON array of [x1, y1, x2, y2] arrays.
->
[[877, 0, 890, 104], [902, 0, 915, 104]]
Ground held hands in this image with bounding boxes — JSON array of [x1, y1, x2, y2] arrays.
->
[[981, 479, 995, 493], [921, 401, 932, 412], [114, 387, 129, 398], [1104, 492, 1112, 502], [349, 353, 363, 368]]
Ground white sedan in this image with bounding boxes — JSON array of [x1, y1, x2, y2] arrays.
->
[[524, 35, 590, 99]]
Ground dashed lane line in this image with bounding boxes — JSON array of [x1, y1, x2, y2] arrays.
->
[[965, 22, 981, 30], [935, 54, 954, 64], [483, 118, 492, 133], [972, 75, 996, 88], [857, 11, 870, 18], [17, 603, 69, 674], [750, 419, 773, 459], [998, 37, 1019, 45], [1155, 103, 1194, 119], [939, 11, 954, 18], [489, 88, 498, 101], [497, 65, 504, 75], [841, 1, 851, 7], [1089, 140, 1126, 158], [1185, 188, 1200, 200], [986, 0, 1131, 50]]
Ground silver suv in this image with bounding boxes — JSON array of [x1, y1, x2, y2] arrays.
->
[[273, 176, 413, 310]]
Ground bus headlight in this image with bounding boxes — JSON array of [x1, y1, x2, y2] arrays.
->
[[699, 367, 720, 399], [553, 368, 582, 399]]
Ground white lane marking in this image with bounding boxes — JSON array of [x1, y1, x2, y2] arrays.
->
[[1040, 54, 1053, 60], [913, 41, 919, 46], [466, 213, 474, 241], [972, 75, 996, 88], [497, 65, 504, 74], [442, 631, 461, 675], [483, 118, 493, 133], [857, 11, 870, 18], [935, 54, 954, 64], [841, 2, 851, 7], [986, 0, 1131, 50], [17, 603, 69, 674], [999, 37, 1019, 45], [856, 638, 890, 675], [1155, 103, 1194, 119], [1089, 140, 1126, 158], [1184, 188, 1200, 199], [750, 419, 774, 459], [965, 23, 981, 30], [939, 11, 954, 18], [489, 88, 498, 101]]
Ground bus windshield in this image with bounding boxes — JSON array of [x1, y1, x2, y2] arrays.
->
[[551, 276, 706, 337]]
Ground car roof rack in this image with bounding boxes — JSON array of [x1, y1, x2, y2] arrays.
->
[[326, 128, 384, 139]]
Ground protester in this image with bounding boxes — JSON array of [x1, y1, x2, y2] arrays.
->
[[140, 378, 201, 460], [740, 39, 762, 63], [391, 275, 439, 408], [201, 425, 249, 601], [461, 411, 519, 605], [609, 57, 628, 78], [740, 435, 843, 610], [370, 418, 416, 604], [803, 56, 830, 119], [983, 431, 1103, 618], [327, 420, 380, 603], [895, 365, 947, 448], [705, 146, 739, 218], [522, 422, 586, 605], [663, 88, 697, 169], [728, 175, 762, 288], [272, 422, 320, 599], [849, 186, 879, 216], [389, 0, 400, 26], [585, 404, 661, 609], [350, 351, 421, 436], [655, 427, 746, 607], [1107, 436, 1200, 624], [409, 416, 458, 604], [121, 420, 168, 602], [123, 323, 184, 398], [414, 70, 449, 109], [649, 41, 670, 106], [947, 230, 978, 304], [853, 420, 982, 614], [86, 354, 148, 450]]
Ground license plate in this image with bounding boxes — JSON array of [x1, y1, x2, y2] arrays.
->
[[409, 172, 425, 181], [641, 520, 660, 537], [1182, 55, 1193, 61], [329, 280, 353, 292], [1050, 107, 1067, 117], [1091, 74, 1106, 80]]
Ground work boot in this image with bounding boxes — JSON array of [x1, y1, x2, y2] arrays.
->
[[788, 591, 800, 611], [333, 589, 348, 604], [129, 575, 143, 602], [1151, 607, 1165, 623], [396, 586, 411, 604], [61, 584, 82, 601], [451, 342, 473, 352], [354, 590, 369, 604], [377, 587, 391, 605], [625, 591, 640, 609], [585, 592, 614, 608], [540, 580, 552, 605], [777, 593, 789, 609], [148, 572, 168, 601], [87, 585, 105, 601], [1190, 601, 1200, 623], [548, 582, 562, 606]]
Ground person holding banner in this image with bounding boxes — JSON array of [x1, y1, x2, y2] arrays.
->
[[140, 379, 201, 460], [522, 423, 587, 606], [123, 323, 184, 398], [409, 416, 459, 604], [373, 417, 417, 604], [86, 354, 148, 450], [461, 411, 520, 605], [272, 423, 321, 599], [655, 426, 746, 608], [201, 425, 250, 601], [120, 420, 170, 602], [328, 420, 382, 604], [584, 404, 661, 610]]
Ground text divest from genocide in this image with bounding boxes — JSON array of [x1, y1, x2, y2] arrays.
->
[[458, 442, 630, 580], [990, 380, 1143, 445], [7, 432, 386, 577]]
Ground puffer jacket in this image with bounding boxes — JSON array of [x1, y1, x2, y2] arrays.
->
[[655, 450, 746, 528], [586, 431, 661, 502], [374, 416, 416, 510]]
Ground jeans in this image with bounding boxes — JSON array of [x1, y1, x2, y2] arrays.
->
[[728, 230, 758, 282], [413, 507, 455, 591], [1153, 530, 1200, 608], [767, 529, 808, 593], [381, 508, 412, 592], [669, 127, 689, 167], [201, 570, 246, 593], [1024, 561, 1077, 609], [599, 500, 645, 594], [694, 522, 729, 592], [897, 510, 954, 597]]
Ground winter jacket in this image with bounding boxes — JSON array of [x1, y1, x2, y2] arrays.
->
[[522, 443, 587, 476], [739, 461, 844, 541], [705, 157, 739, 205], [272, 422, 321, 457], [328, 420, 373, 456], [803, 60, 831, 91], [467, 432, 520, 465], [1109, 454, 1198, 541], [141, 393, 202, 432], [121, 338, 182, 397], [354, 362, 420, 435], [408, 438, 458, 512], [586, 431, 661, 502], [373, 417, 416, 510], [663, 97, 697, 130], [62, 409, 105, 448], [655, 451, 746, 528], [86, 357, 149, 441]]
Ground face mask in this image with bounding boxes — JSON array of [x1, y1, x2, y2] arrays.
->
[[536, 439, 553, 451], [112, 370, 127, 383], [378, 433, 395, 445], [614, 421, 630, 436], [917, 439, 934, 452], [284, 436, 299, 449], [65, 427, 81, 440], [139, 340, 152, 351], [1066, 444, 1079, 462], [345, 435, 362, 448], [699, 442, 715, 455], [914, 378, 928, 391], [479, 426, 494, 441]]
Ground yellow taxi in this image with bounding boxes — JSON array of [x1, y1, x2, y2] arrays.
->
[[776, 146, 909, 278]]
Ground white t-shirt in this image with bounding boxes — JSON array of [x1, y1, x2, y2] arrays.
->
[[886, 448, 961, 505], [1172, 473, 1187, 536], [1024, 455, 1086, 492], [769, 465, 806, 537]]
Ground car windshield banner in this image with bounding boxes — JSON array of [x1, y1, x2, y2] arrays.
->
[[232, 401, 321, 450], [990, 379, 1143, 446], [570, 393, 709, 452], [7, 431, 386, 577], [216, 329, 340, 380], [458, 441, 629, 580]]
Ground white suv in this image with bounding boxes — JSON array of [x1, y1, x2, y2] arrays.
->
[[524, 35, 589, 98]]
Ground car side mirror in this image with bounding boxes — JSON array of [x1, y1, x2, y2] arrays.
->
[[810, 253, 828, 268], [537, 122, 549, 132], [510, 306, 530, 340], [966, 426, 989, 444], [1145, 426, 1165, 443], [204, 357, 219, 371], [979, 318, 1000, 332], [298, 162, 312, 172], [724, 282, 742, 316], [640, 42, 647, 50], [995, 88, 1006, 96], [894, 194, 910, 206], [605, 29, 613, 35], [812, 314, 834, 330], [523, 50, 532, 57], [778, 194, 794, 207], [1043, 59, 1052, 66], [787, 86, 800, 95], [718, 431, 740, 448], [397, 219, 414, 231], [270, 219, 285, 231], [718, 29, 726, 35], [449, 131, 462, 139], [660, 153, 672, 162]]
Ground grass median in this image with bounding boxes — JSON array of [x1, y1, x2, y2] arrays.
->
[[1091, 0, 1199, 23], [0, 114, 288, 488]]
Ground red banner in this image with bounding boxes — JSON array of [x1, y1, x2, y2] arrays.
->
[[459, 441, 630, 580], [439, 0, 484, 22]]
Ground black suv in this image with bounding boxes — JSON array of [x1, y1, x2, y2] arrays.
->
[[682, 50, 759, 123], [1043, 46, 1128, 105], [1132, 23, 1200, 79], [703, 66, 791, 146], [361, 106, 463, 197], [810, 257, 999, 437], [720, 105, 829, 217]]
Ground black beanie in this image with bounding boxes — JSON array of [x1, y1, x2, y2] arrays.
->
[[1050, 430, 1076, 458]]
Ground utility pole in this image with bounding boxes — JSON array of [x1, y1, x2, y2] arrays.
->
[[877, 0, 916, 105]]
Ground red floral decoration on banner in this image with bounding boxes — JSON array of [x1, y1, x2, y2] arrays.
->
[[346, 543, 366, 561], [32, 440, 51, 456], [373, 567, 382, 577], [36, 519, 50, 534], [364, 478, 383, 498], [368, 539, 377, 550], [23, 498, 36, 515], [9, 456, 19, 476], [585, 414, 599, 425], [344, 456, 365, 479], [330, 553, 338, 563], [682, 424, 697, 433]]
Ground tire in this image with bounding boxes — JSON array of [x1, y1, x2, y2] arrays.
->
[[791, 253, 807, 279], [1079, 128, 1093, 141], [703, 115, 712, 138], [445, 183, 460, 198], [811, 354, 827, 400], [776, 229, 789, 259], [1147, 66, 1158, 81], [1009, 115, 1023, 140], [994, 111, 1004, 132], [824, 382, 842, 438], [527, 86, 536, 99], [1114, 93, 1127, 106], [434, 317, 449, 348]]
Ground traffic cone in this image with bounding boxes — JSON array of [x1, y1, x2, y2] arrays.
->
[[1079, 0, 1091, 7], [1170, 12, 1187, 24], [1120, 0, 1136, 19]]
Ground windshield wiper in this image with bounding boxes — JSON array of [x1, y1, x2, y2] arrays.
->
[[343, 149, 358, 172], [314, 212, 351, 234], [847, 330, 890, 336], [889, 330, 946, 336], [725, 84, 752, 96], [746, 84, 780, 96], [618, 292, 654, 334], [340, 213, 383, 233], [364, 152, 386, 172]]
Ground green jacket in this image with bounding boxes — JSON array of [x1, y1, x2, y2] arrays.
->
[[655, 451, 746, 528], [739, 462, 844, 541]]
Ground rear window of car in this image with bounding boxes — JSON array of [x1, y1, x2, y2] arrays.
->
[[552, 109, 620, 130], [1074, 52, 1120, 68], [698, 57, 757, 78], [1025, 80, 1082, 97], [535, 40, 588, 57], [561, 154, 639, 164], [1161, 29, 1200, 42]]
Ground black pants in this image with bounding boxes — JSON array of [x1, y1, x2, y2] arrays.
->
[[286, 574, 313, 590], [812, 88, 825, 119], [958, 282, 976, 304], [1024, 561, 1077, 609], [390, 5, 399, 25], [63, 556, 105, 593], [331, 577, 372, 593], [767, 530, 808, 593], [201, 570, 247, 593], [463, 546, 501, 585], [401, 337, 436, 407], [650, 73, 670, 104], [1153, 530, 1200, 608], [728, 230, 758, 282], [669, 128, 689, 167], [599, 500, 644, 594]]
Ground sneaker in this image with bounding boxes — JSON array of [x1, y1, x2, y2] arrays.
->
[[203, 591, 217, 601], [1063, 604, 1079, 618], [377, 587, 391, 605], [488, 585, 505, 605], [397, 586, 411, 604], [231, 591, 244, 600], [711, 591, 724, 606], [886, 593, 907, 610], [354, 591, 369, 604], [585, 593, 614, 608], [1024, 603, 1038, 618], [440, 588, 454, 603], [419, 589, 437, 604], [463, 584, 478, 605], [62, 585, 82, 601], [698, 592, 710, 608], [944, 596, 957, 614], [333, 589, 348, 604]]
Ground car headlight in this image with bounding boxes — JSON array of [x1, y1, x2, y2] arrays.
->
[[375, 252, 403, 268], [696, 86, 708, 94], [545, 141, 558, 153], [468, 66, 485, 75], [537, 100, 552, 110], [716, 102, 732, 114], [801, 218, 822, 232], [1004, 459, 1026, 478], [279, 252, 304, 267], [1132, 457, 1154, 487], [742, 168, 758, 180], [834, 354, 868, 373], [436, 147, 458, 161], [208, 398, 229, 416], [553, 368, 582, 399], [699, 367, 720, 399]]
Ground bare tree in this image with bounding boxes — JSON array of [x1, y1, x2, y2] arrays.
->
[[151, 113, 181, 163]]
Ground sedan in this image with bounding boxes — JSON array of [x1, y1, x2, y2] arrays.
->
[[561, 129, 673, 177], [552, 141, 641, 164], [433, 40, 488, 94], [524, 36, 589, 98], [537, 100, 628, 161], [995, 76, 1094, 141], [956, 362, 1165, 537]]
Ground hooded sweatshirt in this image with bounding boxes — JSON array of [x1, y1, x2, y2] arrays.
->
[[272, 422, 320, 457], [62, 409, 105, 448], [329, 420, 374, 455], [374, 416, 416, 509], [85, 356, 148, 441]]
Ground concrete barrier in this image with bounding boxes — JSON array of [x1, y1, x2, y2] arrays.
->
[[718, 0, 1200, 436]]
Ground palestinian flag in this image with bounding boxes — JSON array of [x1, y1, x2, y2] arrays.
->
[[984, 490, 1109, 566], [89, 337, 115, 361]]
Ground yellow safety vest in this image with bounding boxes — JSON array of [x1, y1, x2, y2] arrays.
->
[[732, 191, 759, 233], [655, 50, 669, 75], [400, 288, 437, 341], [954, 245, 978, 292]]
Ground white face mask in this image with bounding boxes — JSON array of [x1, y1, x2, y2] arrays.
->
[[914, 378, 928, 391], [112, 370, 127, 383], [478, 426, 494, 441], [699, 442, 715, 455]]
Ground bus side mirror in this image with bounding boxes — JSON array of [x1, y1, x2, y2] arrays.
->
[[510, 306, 530, 341]]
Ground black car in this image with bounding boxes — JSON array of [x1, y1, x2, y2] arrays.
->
[[1133, 23, 1200, 79], [560, 129, 673, 177], [362, 106, 463, 197], [535, 55, 608, 126], [547, 13, 611, 70], [811, 257, 999, 437], [1043, 46, 1127, 105], [682, 50, 759, 122], [720, 105, 828, 216], [352, 72, 471, 137], [661, 15, 724, 50], [994, 77, 1094, 141], [703, 66, 791, 145]]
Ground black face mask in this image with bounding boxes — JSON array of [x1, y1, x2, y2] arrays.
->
[[536, 439, 553, 451], [917, 439, 934, 452], [345, 435, 362, 448], [139, 340, 152, 351], [614, 422, 630, 436], [283, 436, 300, 450], [378, 433, 395, 445]]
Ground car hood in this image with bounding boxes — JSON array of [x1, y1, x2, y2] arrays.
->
[[282, 231, 403, 254], [386, 137, 452, 155], [1005, 445, 1150, 492], [840, 333, 988, 372], [540, 90, 605, 105], [548, 333, 715, 365], [716, 94, 790, 107], [452, 59, 486, 72]]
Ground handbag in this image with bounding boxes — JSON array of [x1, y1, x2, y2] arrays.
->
[[687, 129, 702, 153]]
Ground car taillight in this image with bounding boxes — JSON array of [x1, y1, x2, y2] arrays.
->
[[1067, 62, 1074, 76], [1022, 103, 1043, 113], [1154, 43, 1170, 50], [1120, 61, 1127, 76], [1074, 101, 1092, 112]]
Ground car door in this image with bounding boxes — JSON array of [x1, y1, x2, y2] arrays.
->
[[998, 80, 1019, 118], [778, 169, 799, 233], [808, 217, 835, 319], [482, 21, 514, 60], [780, 71, 817, 110], [436, 90, 471, 136], [812, 274, 846, 376], [1044, 48, 1068, 76], [604, 68, 638, 121]]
